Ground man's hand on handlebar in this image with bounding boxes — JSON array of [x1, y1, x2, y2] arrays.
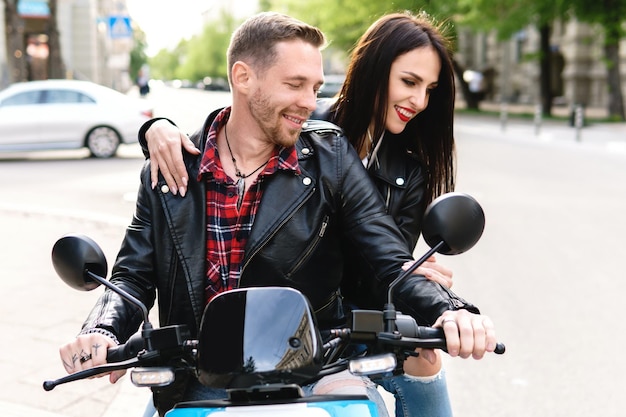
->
[[59, 334, 126, 384]]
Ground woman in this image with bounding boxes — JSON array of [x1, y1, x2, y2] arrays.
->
[[140, 11, 458, 417]]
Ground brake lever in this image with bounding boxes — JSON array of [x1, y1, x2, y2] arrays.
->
[[43, 357, 141, 391]]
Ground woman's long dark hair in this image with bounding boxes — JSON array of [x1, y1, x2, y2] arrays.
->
[[333, 11, 456, 204]]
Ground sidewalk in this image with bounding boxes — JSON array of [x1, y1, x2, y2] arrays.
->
[[0, 209, 151, 417], [461, 99, 610, 119], [455, 101, 626, 154]]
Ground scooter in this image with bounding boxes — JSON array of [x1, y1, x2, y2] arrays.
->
[[43, 192, 505, 417]]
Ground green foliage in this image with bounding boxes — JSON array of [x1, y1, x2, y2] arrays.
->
[[175, 13, 236, 82], [455, 0, 569, 39], [262, 0, 460, 65], [129, 26, 148, 79], [148, 47, 182, 80], [570, 0, 626, 43], [147, 10, 237, 83]]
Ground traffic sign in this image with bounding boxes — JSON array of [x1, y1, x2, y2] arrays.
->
[[108, 15, 133, 39]]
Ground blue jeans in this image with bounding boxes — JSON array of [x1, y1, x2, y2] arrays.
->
[[376, 368, 452, 417], [304, 369, 389, 417]]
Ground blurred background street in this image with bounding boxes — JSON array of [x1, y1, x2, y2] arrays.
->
[[1, 84, 625, 416]]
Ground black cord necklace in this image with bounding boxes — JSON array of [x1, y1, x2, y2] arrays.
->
[[224, 124, 269, 210]]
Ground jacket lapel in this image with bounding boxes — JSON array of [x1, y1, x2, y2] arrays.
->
[[159, 157, 207, 328], [246, 168, 315, 257]]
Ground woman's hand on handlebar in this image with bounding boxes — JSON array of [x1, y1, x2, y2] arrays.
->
[[403, 255, 453, 288], [146, 120, 199, 196], [434, 309, 497, 360], [58, 334, 126, 383]]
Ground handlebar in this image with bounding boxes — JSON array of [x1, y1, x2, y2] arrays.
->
[[44, 313, 504, 392], [378, 326, 505, 354], [44, 325, 191, 392], [106, 333, 146, 362], [328, 311, 505, 357]]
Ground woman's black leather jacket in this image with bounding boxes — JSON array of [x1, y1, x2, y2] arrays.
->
[[80, 108, 477, 345], [312, 99, 427, 251], [312, 99, 431, 313]]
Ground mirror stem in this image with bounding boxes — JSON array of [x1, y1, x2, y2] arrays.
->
[[85, 270, 153, 330], [384, 241, 445, 333]]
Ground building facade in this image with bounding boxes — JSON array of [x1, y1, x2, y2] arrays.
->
[[456, 19, 626, 113], [1, 0, 134, 91]]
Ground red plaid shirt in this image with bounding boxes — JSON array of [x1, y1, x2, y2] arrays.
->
[[197, 107, 300, 303]]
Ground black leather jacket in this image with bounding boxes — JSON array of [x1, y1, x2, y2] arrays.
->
[[312, 99, 428, 250], [81, 107, 477, 344], [312, 99, 430, 311], [80, 109, 477, 412]]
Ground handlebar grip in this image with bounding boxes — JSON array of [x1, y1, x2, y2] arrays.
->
[[106, 334, 145, 363], [414, 326, 444, 339], [413, 325, 506, 355]]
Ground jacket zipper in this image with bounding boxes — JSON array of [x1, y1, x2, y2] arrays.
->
[[286, 214, 329, 277], [165, 251, 178, 326], [314, 289, 340, 314], [239, 189, 314, 283]]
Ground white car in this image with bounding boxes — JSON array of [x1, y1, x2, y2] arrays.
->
[[0, 79, 153, 158]]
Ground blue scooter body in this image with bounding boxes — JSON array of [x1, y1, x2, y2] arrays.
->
[[166, 397, 378, 417]]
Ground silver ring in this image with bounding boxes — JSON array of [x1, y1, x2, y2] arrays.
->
[[79, 353, 92, 364], [442, 318, 456, 326]]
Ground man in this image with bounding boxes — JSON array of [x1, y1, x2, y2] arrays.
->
[[59, 12, 497, 416]]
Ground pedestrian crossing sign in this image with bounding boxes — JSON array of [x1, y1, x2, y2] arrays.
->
[[108, 15, 133, 39]]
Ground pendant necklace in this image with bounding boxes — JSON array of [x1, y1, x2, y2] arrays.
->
[[224, 125, 270, 210]]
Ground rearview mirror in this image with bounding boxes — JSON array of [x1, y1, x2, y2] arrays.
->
[[421, 192, 485, 255], [51, 234, 107, 291]]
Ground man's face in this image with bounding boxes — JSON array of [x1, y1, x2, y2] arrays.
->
[[248, 40, 324, 148]]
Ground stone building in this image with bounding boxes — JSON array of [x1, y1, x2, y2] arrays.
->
[[1, 0, 134, 91], [455, 19, 625, 113]]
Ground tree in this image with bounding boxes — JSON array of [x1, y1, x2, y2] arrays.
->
[[175, 10, 235, 82], [4, 0, 27, 82], [263, 0, 483, 108], [455, 0, 569, 116], [129, 25, 149, 82], [4, 0, 65, 82], [46, 0, 65, 79], [148, 47, 182, 81], [569, 0, 626, 120]]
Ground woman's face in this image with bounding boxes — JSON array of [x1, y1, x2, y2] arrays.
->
[[385, 46, 441, 134]]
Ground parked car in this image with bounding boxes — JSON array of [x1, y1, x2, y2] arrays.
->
[[318, 74, 345, 98], [199, 76, 230, 92], [0, 79, 154, 158]]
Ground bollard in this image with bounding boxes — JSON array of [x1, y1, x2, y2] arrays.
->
[[534, 104, 542, 136], [500, 102, 508, 132], [575, 104, 584, 142]]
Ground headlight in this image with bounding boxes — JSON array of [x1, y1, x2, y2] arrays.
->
[[348, 353, 396, 376], [130, 367, 175, 387]]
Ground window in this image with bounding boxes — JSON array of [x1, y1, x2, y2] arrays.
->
[[1, 91, 42, 106], [44, 89, 96, 104]]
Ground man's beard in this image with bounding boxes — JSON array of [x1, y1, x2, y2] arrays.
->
[[249, 88, 308, 148]]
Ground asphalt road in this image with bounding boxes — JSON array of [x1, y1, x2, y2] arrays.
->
[[1, 84, 625, 417]]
